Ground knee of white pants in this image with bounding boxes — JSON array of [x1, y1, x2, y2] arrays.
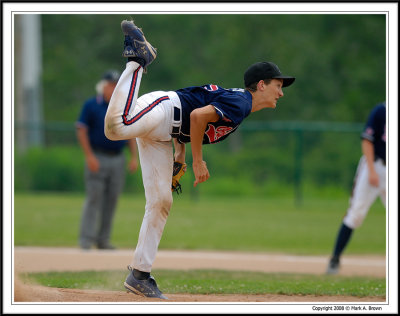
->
[[343, 212, 365, 229], [146, 189, 173, 217], [104, 114, 123, 141], [104, 115, 139, 141], [104, 125, 120, 141]]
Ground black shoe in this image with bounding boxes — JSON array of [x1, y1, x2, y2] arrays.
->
[[121, 20, 157, 68], [326, 257, 340, 275], [97, 243, 116, 250], [80, 243, 92, 250], [124, 266, 168, 299]]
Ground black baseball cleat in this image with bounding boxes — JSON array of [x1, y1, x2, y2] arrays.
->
[[121, 20, 157, 68], [96, 243, 116, 250], [326, 257, 340, 275], [124, 266, 168, 299]]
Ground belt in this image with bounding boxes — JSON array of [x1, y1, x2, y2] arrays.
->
[[171, 104, 181, 138]]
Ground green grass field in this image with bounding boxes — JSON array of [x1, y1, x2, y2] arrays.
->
[[14, 192, 386, 255], [22, 269, 385, 297], [14, 192, 386, 298]]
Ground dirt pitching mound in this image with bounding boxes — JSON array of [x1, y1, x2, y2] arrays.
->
[[13, 247, 386, 303]]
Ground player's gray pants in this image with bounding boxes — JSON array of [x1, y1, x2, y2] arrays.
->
[[79, 151, 126, 248]]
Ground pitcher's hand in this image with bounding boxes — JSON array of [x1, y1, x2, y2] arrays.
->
[[193, 160, 209, 187]]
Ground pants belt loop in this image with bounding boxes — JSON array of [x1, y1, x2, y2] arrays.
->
[[171, 96, 181, 137]]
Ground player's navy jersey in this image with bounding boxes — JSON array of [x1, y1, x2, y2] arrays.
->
[[175, 84, 253, 144], [361, 102, 386, 162]]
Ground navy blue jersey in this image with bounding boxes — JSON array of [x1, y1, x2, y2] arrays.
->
[[175, 84, 253, 144], [77, 96, 127, 152], [361, 102, 386, 162]]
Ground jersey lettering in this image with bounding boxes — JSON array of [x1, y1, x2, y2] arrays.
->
[[205, 124, 234, 143]]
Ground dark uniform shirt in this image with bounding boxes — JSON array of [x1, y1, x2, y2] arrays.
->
[[77, 96, 127, 153], [176, 85, 253, 144], [360, 102, 386, 162]]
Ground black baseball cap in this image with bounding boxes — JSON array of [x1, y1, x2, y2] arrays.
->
[[102, 69, 120, 82], [244, 62, 295, 88]]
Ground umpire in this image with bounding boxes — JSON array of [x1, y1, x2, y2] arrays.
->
[[76, 70, 138, 250]]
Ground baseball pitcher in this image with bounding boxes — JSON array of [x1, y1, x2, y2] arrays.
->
[[104, 20, 295, 299]]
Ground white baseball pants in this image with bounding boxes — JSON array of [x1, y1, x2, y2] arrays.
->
[[105, 61, 181, 272], [343, 156, 386, 229]]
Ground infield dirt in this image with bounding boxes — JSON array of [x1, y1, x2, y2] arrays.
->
[[13, 247, 386, 303]]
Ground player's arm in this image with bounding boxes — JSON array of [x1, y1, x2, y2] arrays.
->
[[190, 105, 219, 187], [361, 139, 379, 187], [76, 125, 100, 172], [173, 138, 186, 163], [127, 138, 138, 173]]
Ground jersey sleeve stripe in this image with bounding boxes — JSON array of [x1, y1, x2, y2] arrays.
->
[[213, 106, 225, 119]]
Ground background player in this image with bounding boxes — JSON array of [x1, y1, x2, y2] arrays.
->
[[76, 70, 138, 250], [104, 20, 295, 298], [326, 102, 386, 274]]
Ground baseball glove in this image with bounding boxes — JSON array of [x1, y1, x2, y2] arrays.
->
[[171, 161, 187, 194]]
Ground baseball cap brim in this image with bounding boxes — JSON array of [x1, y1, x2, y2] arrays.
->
[[273, 75, 295, 87]]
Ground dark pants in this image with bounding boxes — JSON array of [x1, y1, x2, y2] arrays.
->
[[79, 151, 126, 248]]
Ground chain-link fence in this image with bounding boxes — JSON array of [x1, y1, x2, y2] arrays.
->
[[14, 120, 365, 205]]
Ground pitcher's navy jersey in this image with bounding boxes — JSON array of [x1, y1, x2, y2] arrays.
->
[[175, 84, 252, 144], [361, 102, 386, 162]]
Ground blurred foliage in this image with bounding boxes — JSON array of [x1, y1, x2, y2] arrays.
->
[[14, 127, 361, 196], [13, 14, 386, 195], [40, 14, 385, 123], [14, 145, 144, 194]]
